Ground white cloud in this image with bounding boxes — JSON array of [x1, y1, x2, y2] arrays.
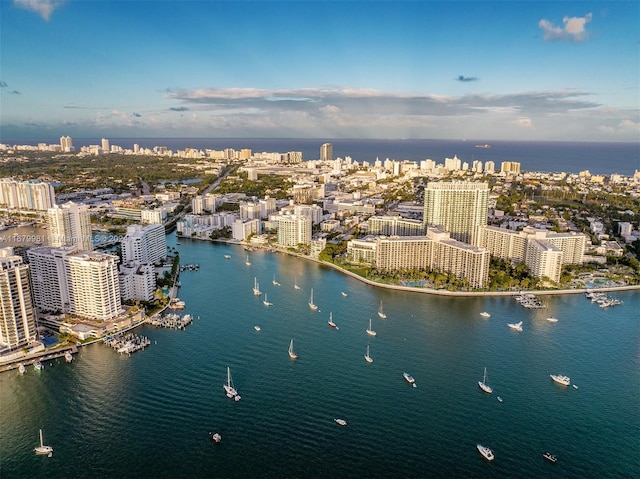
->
[[14, 0, 65, 21], [539, 13, 592, 42], [514, 117, 534, 128], [618, 119, 640, 133]]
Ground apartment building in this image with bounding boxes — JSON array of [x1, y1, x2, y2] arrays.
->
[[0, 248, 36, 349]]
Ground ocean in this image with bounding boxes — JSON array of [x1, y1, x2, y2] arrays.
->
[[1, 235, 638, 478], [3, 138, 639, 176]]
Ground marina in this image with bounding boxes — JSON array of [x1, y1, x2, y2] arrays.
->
[[149, 313, 194, 330], [1, 237, 638, 479], [103, 332, 151, 355]]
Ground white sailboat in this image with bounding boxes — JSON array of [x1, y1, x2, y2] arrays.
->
[[263, 294, 272, 306], [294, 276, 301, 290], [245, 255, 251, 266], [252, 277, 261, 296], [34, 429, 53, 456], [288, 339, 298, 360], [272, 274, 280, 286], [328, 312, 338, 329], [364, 345, 373, 363], [308, 288, 318, 311], [377, 300, 387, 319], [223, 367, 241, 401], [366, 318, 377, 336], [478, 367, 493, 394]]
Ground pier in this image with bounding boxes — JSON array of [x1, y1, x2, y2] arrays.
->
[[149, 313, 194, 330], [0, 346, 78, 374], [104, 332, 151, 355]]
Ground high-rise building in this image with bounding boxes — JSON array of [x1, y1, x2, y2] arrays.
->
[[0, 248, 36, 349], [500, 161, 521, 174], [368, 215, 425, 236], [27, 246, 76, 313], [121, 224, 167, 264], [101, 138, 110, 153], [423, 181, 489, 245], [320, 143, 333, 162], [48, 202, 93, 251], [60, 135, 73, 152], [0, 178, 56, 211], [276, 214, 312, 247]]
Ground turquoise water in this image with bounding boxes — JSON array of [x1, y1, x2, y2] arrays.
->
[[1, 236, 638, 478]]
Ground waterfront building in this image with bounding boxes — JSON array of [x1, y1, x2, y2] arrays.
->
[[310, 238, 327, 259], [121, 224, 167, 264], [191, 194, 219, 214], [423, 181, 489, 245], [320, 143, 333, 162], [0, 248, 36, 350], [27, 246, 77, 313], [0, 178, 56, 211], [239, 202, 263, 220], [525, 239, 564, 283], [276, 214, 312, 247], [368, 215, 425, 236], [293, 204, 323, 225], [65, 251, 122, 320], [346, 236, 377, 264], [232, 218, 262, 241], [140, 208, 166, 225], [47, 201, 93, 251], [119, 262, 156, 302]]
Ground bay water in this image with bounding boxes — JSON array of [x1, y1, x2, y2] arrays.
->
[[1, 235, 638, 478]]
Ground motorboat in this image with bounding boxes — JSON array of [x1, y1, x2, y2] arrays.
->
[[224, 255, 231, 259], [550, 374, 570, 386], [254, 326, 261, 332], [341, 291, 348, 297], [508, 321, 523, 331], [478, 367, 492, 394], [18, 363, 26, 375], [34, 429, 53, 456], [543, 452, 558, 463], [497, 396, 503, 403], [366, 318, 377, 337], [572, 384, 579, 390], [477, 444, 494, 461], [65, 351, 73, 363], [210, 432, 222, 443], [403, 372, 416, 387], [546, 317, 558, 322], [34, 360, 43, 371], [479, 312, 491, 318], [334, 418, 347, 426]]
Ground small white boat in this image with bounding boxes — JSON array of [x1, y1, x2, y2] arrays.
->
[[34, 429, 53, 456], [543, 452, 558, 463], [364, 345, 373, 363], [328, 312, 338, 329], [478, 367, 492, 394], [366, 318, 377, 337], [245, 255, 251, 266], [263, 294, 272, 306], [34, 360, 43, 371], [252, 277, 261, 296], [223, 367, 241, 401], [550, 374, 570, 386], [508, 321, 523, 332], [294, 276, 301, 290], [546, 317, 558, 322], [224, 255, 231, 259], [377, 300, 387, 319], [572, 384, 579, 390], [403, 372, 416, 387], [480, 311, 491, 318], [254, 326, 261, 332], [18, 363, 26, 375], [497, 396, 503, 403], [477, 444, 494, 461], [210, 432, 222, 443], [64, 351, 73, 363], [334, 418, 347, 426], [308, 288, 318, 311], [341, 291, 348, 297], [288, 339, 298, 360], [272, 274, 280, 286]]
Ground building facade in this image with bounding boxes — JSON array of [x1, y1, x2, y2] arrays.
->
[[48, 202, 93, 251], [0, 178, 56, 211], [121, 224, 167, 264], [0, 248, 36, 350], [276, 214, 312, 247]]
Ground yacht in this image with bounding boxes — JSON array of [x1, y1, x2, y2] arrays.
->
[[33, 360, 43, 371], [477, 444, 494, 461], [224, 255, 231, 259], [18, 363, 26, 375], [366, 318, 377, 337], [65, 351, 73, 363], [479, 311, 491, 318], [288, 339, 298, 360], [254, 326, 261, 332], [341, 291, 348, 297], [210, 432, 222, 443], [478, 367, 492, 394], [328, 312, 338, 329], [550, 374, 570, 386], [403, 372, 416, 387], [508, 321, 523, 331], [34, 429, 53, 456], [223, 367, 241, 401], [377, 300, 387, 319], [543, 452, 558, 463], [252, 277, 261, 296], [308, 289, 318, 311], [263, 294, 272, 306], [272, 274, 280, 286], [364, 345, 373, 363], [546, 317, 559, 322], [334, 418, 347, 426]]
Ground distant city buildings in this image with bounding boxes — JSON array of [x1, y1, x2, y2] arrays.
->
[[0, 248, 36, 350], [320, 143, 333, 162], [0, 178, 56, 211]]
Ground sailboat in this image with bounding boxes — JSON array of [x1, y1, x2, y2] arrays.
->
[[377, 300, 387, 319], [328, 312, 338, 329], [34, 429, 53, 456], [272, 274, 280, 286], [223, 367, 241, 401], [364, 345, 373, 363], [245, 255, 251, 266], [294, 276, 301, 290], [308, 288, 318, 311], [478, 367, 493, 394], [263, 294, 272, 306], [288, 339, 298, 360], [366, 318, 377, 336], [252, 277, 261, 296]]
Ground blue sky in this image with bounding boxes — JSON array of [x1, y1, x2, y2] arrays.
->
[[1, 0, 638, 141]]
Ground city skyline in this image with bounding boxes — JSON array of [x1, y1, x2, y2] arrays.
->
[[1, 1, 638, 142]]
